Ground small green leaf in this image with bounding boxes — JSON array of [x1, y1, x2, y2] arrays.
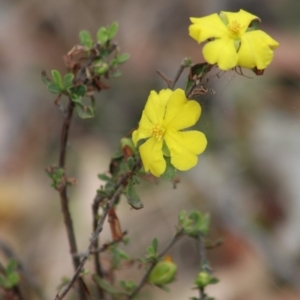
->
[[247, 19, 261, 32], [47, 82, 61, 94], [41, 71, 51, 85], [161, 157, 176, 180], [116, 53, 130, 64], [6, 259, 18, 274], [185, 63, 213, 93], [93, 274, 122, 295], [6, 272, 20, 287], [151, 238, 158, 253], [107, 22, 119, 40], [0, 275, 7, 288], [63, 73, 74, 89], [75, 103, 94, 119], [97, 27, 109, 44], [97, 173, 111, 181], [120, 279, 136, 292], [209, 277, 219, 284], [127, 157, 134, 170], [51, 70, 63, 90], [68, 85, 87, 100], [79, 30, 93, 48], [125, 182, 143, 209], [111, 69, 122, 77]]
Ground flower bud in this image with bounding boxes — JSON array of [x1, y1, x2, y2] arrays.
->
[[194, 271, 211, 288], [148, 256, 177, 285]]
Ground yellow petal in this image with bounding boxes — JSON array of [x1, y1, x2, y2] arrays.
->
[[203, 38, 238, 70], [223, 9, 260, 34], [238, 30, 279, 69], [139, 137, 165, 177], [164, 130, 207, 171], [163, 89, 201, 130], [144, 90, 172, 124], [132, 110, 153, 145], [189, 14, 228, 43]]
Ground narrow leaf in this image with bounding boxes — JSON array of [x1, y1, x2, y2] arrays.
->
[[107, 22, 119, 39], [79, 30, 93, 48], [63, 73, 74, 89], [47, 82, 61, 94], [51, 70, 63, 90], [125, 182, 143, 209], [97, 27, 109, 44], [116, 53, 130, 64]]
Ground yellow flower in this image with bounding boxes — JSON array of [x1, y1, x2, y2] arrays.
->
[[132, 89, 207, 177], [189, 9, 279, 71]]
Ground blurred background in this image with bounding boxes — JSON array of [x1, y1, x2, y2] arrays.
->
[[1, 0, 300, 299]]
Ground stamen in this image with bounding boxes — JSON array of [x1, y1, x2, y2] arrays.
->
[[152, 124, 165, 141]]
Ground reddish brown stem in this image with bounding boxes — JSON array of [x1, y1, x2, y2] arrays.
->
[[58, 100, 86, 300]]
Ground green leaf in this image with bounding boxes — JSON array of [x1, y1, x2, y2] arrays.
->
[[47, 82, 61, 94], [111, 69, 122, 77], [151, 238, 158, 253], [115, 53, 130, 64], [93, 274, 122, 295], [6, 259, 18, 274], [63, 73, 74, 89], [161, 157, 176, 180], [94, 64, 109, 75], [185, 63, 213, 93], [68, 85, 87, 100], [41, 71, 51, 85], [247, 19, 261, 32], [75, 103, 94, 119], [127, 157, 134, 170], [79, 30, 93, 48], [6, 272, 20, 287], [183, 212, 211, 237], [124, 181, 143, 209], [97, 27, 109, 44], [51, 70, 63, 90], [209, 277, 219, 284], [120, 279, 136, 292], [97, 173, 111, 181], [118, 249, 130, 260], [107, 22, 119, 40]]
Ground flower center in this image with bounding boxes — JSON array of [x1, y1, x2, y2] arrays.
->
[[151, 124, 165, 141], [228, 20, 243, 37]]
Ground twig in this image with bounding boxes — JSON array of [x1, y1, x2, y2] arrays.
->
[[186, 81, 198, 99], [57, 99, 87, 300], [92, 194, 106, 299], [197, 233, 211, 300], [55, 162, 141, 300], [128, 229, 184, 299], [72, 231, 127, 256], [170, 58, 189, 89]]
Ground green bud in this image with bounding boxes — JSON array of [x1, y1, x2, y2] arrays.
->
[[194, 271, 211, 288], [148, 257, 177, 285]]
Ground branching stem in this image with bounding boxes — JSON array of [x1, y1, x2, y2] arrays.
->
[[128, 229, 184, 299], [55, 162, 141, 300]]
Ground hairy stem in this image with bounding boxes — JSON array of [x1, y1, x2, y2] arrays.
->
[[58, 100, 86, 300], [128, 230, 184, 299]]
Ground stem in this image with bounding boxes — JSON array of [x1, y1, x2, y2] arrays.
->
[[92, 196, 105, 299], [170, 58, 189, 89], [128, 230, 184, 299], [55, 162, 140, 300], [197, 233, 211, 300], [58, 99, 86, 300]]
